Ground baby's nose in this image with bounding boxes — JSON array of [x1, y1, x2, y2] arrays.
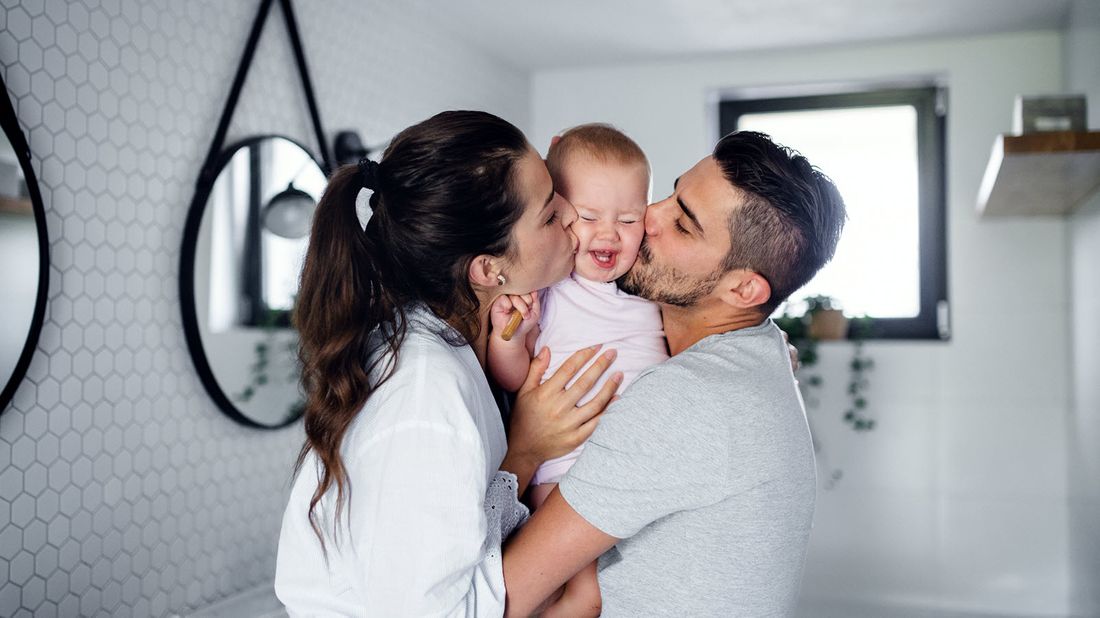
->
[[596, 225, 619, 242]]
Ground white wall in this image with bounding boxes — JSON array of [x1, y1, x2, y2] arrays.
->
[[1065, 1, 1100, 615], [532, 31, 1073, 615], [0, 0, 528, 615]]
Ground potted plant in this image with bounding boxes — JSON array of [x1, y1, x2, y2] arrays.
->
[[775, 295, 875, 432], [805, 294, 848, 340]]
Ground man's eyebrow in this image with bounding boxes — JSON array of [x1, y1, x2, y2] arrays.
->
[[677, 196, 704, 236]]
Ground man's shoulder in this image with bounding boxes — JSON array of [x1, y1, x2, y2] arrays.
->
[[612, 322, 800, 428]]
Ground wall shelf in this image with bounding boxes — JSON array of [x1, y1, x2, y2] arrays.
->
[[977, 131, 1100, 216], [0, 195, 32, 215]]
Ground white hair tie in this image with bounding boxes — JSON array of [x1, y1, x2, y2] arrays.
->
[[355, 188, 374, 231]]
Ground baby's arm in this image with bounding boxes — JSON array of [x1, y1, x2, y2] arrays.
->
[[488, 293, 541, 392], [528, 484, 601, 618]]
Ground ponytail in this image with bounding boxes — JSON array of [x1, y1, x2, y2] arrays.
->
[[291, 111, 529, 555]]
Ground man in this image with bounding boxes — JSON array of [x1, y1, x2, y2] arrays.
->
[[502, 131, 846, 617]]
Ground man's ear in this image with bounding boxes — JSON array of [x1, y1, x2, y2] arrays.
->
[[468, 254, 501, 289], [717, 269, 771, 311]]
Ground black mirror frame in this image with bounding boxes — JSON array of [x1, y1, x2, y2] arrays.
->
[[182, 0, 331, 428], [179, 134, 321, 429], [0, 73, 50, 414]]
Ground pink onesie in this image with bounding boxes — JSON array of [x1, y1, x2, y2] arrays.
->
[[531, 273, 669, 485]]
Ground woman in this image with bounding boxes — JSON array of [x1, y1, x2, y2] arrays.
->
[[275, 111, 620, 616]]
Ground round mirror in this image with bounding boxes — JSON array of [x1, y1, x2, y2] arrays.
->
[[0, 78, 49, 414], [181, 135, 326, 428]]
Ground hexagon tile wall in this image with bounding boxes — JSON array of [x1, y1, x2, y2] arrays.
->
[[0, 1, 529, 615]]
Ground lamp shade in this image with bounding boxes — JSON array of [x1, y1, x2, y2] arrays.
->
[[262, 183, 315, 239]]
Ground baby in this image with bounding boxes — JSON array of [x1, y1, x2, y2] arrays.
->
[[488, 124, 669, 617]]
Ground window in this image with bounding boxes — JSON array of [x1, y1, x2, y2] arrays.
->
[[720, 86, 948, 340]]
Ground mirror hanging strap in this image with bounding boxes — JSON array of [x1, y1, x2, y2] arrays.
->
[[197, 0, 333, 190]]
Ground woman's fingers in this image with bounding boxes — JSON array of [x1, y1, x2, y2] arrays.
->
[[541, 344, 602, 391], [561, 349, 617, 407], [573, 371, 622, 427]]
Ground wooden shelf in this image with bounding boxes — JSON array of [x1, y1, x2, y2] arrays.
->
[[0, 195, 32, 215], [977, 131, 1100, 216]]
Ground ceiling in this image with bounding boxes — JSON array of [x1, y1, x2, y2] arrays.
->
[[408, 0, 1073, 71]]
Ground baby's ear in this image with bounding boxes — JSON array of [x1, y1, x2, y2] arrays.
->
[[549, 135, 562, 149]]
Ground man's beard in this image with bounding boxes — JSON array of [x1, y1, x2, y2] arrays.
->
[[618, 238, 722, 307]]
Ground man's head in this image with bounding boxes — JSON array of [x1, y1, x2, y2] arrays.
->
[[619, 131, 845, 316]]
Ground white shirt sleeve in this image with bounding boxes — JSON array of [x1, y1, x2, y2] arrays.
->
[[340, 419, 504, 617]]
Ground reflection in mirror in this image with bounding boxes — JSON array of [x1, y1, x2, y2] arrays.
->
[[189, 136, 325, 427], [0, 121, 41, 412]]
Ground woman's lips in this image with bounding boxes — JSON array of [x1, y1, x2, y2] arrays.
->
[[590, 250, 618, 270]]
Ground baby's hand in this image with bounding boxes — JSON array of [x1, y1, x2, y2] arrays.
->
[[490, 292, 541, 342]]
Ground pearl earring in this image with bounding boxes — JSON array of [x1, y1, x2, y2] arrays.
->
[[497, 274, 506, 286]]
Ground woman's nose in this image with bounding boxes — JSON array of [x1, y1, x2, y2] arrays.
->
[[556, 194, 577, 228]]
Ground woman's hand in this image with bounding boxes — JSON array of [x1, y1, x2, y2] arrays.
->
[[490, 292, 541, 342], [502, 345, 622, 494]]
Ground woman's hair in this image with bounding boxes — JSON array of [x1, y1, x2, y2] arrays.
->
[[292, 111, 530, 553]]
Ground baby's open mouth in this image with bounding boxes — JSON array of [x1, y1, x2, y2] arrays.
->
[[590, 250, 618, 270]]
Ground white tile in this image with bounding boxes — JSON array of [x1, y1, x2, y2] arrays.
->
[[937, 307, 1070, 407], [936, 497, 1070, 616], [1068, 502, 1100, 616], [1067, 411, 1100, 502], [802, 490, 938, 605], [1, 0, 533, 614], [938, 400, 1068, 499]]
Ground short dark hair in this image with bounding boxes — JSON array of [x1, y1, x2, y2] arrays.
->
[[713, 131, 846, 314]]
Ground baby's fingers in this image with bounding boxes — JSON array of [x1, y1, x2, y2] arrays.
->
[[510, 294, 531, 319]]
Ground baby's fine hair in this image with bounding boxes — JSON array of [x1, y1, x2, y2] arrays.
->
[[546, 123, 650, 182]]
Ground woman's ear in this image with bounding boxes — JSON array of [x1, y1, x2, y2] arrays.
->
[[468, 254, 501, 289], [718, 269, 771, 311]]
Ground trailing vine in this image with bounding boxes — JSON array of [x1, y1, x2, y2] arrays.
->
[[234, 309, 303, 423], [775, 300, 877, 489]]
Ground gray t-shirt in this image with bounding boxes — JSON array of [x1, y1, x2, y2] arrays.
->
[[558, 319, 816, 617]]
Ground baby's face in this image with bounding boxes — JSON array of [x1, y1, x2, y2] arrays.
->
[[558, 156, 649, 283]]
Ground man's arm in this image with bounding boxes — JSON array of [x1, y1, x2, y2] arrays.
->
[[502, 487, 618, 617]]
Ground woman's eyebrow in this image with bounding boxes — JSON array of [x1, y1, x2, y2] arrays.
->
[[542, 188, 555, 209]]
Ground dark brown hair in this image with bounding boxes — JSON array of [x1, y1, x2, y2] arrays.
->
[[292, 111, 529, 553], [713, 131, 846, 314]]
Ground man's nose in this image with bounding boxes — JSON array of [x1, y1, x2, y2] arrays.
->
[[645, 198, 669, 236]]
